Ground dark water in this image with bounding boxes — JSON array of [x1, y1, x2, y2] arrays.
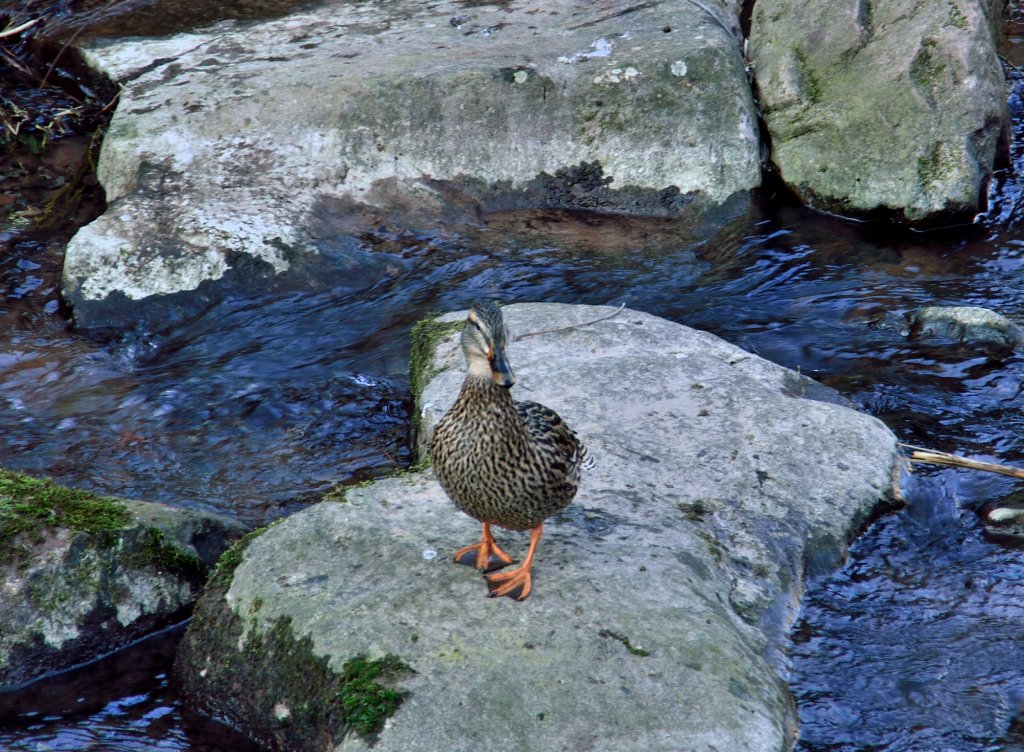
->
[[0, 623, 264, 752]]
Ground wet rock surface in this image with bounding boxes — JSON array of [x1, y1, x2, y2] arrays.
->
[[176, 303, 898, 752], [875, 304, 1024, 352], [62, 0, 760, 329], [749, 0, 1007, 223], [0, 471, 246, 690]]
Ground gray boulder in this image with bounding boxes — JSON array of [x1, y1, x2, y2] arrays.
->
[[176, 303, 898, 751], [749, 0, 1007, 223], [64, 0, 760, 329], [0, 470, 245, 690]]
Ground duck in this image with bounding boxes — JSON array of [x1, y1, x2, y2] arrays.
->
[[430, 301, 589, 600]]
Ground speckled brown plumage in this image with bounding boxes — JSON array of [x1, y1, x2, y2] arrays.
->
[[430, 300, 588, 600]]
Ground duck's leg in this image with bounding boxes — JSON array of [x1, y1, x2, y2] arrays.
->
[[453, 522, 514, 572], [485, 524, 543, 601]]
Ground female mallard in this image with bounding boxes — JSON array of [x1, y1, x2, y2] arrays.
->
[[430, 301, 588, 600]]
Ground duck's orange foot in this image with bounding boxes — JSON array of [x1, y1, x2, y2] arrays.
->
[[485, 564, 533, 601], [453, 523, 514, 572], [453, 541, 514, 572]]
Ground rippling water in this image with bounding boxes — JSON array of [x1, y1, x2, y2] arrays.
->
[[2, 200, 1024, 750], [0, 623, 264, 752]]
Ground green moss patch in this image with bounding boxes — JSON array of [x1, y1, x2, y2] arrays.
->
[[916, 140, 950, 190], [241, 617, 411, 744], [408, 313, 461, 462], [183, 603, 412, 749], [125, 527, 204, 583], [208, 527, 268, 588], [792, 47, 822, 104], [322, 477, 376, 503], [946, 1, 967, 30], [0, 470, 130, 563], [338, 654, 412, 738], [408, 314, 460, 410]]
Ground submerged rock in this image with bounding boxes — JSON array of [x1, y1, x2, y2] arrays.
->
[[985, 501, 1024, 542], [176, 303, 898, 751], [0, 470, 245, 690], [906, 305, 1024, 349], [64, 0, 760, 330], [749, 0, 1007, 224]]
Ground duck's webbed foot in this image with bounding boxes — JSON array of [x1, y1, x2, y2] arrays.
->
[[484, 524, 543, 601], [453, 522, 514, 572], [485, 563, 533, 601]]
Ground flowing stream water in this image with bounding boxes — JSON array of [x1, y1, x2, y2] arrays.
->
[[2, 200, 1024, 751], [3, 4, 1024, 751]]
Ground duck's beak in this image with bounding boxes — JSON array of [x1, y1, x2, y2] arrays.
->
[[489, 344, 515, 388]]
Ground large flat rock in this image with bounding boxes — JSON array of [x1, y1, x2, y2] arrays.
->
[[63, 0, 760, 328], [176, 303, 898, 751]]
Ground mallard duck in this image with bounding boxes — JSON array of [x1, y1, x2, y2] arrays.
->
[[430, 301, 588, 600]]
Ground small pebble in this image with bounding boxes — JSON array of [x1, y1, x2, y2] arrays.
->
[[987, 507, 1024, 523]]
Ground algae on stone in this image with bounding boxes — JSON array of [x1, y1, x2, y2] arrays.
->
[[408, 313, 461, 458], [0, 469, 129, 564], [206, 526, 269, 589], [0, 469, 245, 689], [750, 0, 1006, 223], [178, 576, 412, 750]]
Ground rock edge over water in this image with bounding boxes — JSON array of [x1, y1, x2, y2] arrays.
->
[[177, 303, 898, 751]]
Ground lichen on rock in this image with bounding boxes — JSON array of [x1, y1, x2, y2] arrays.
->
[[177, 563, 412, 750]]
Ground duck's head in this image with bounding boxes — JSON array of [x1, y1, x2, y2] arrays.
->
[[462, 301, 515, 388]]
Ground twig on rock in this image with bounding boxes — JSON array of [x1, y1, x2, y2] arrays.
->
[[514, 302, 626, 341]]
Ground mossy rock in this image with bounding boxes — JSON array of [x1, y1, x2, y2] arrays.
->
[[174, 303, 900, 752], [177, 571, 412, 750], [408, 313, 461, 462], [0, 469, 130, 565], [0, 469, 246, 690], [750, 0, 1006, 224]]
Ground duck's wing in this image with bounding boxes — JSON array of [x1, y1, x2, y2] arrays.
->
[[515, 400, 591, 473]]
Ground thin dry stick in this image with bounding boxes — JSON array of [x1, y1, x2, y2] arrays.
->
[[0, 46, 32, 78], [0, 17, 41, 39], [40, 0, 121, 90], [96, 84, 122, 115], [514, 302, 626, 341], [899, 442, 1024, 480]]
